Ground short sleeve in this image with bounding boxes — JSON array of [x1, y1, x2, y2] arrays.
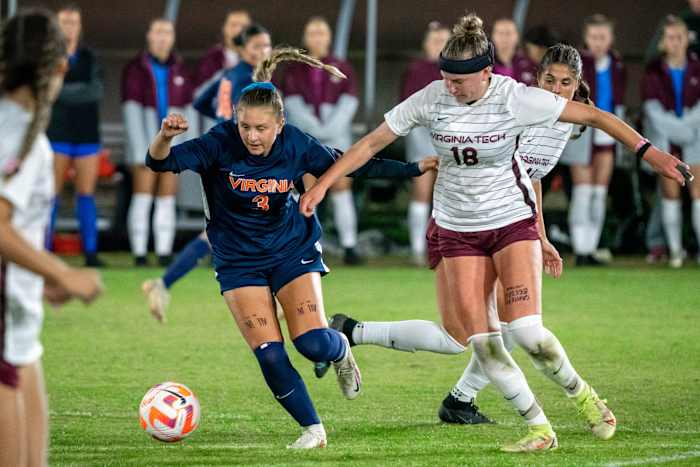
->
[[147, 122, 232, 173], [293, 128, 338, 177], [384, 81, 438, 136], [507, 82, 567, 128], [0, 144, 43, 211]]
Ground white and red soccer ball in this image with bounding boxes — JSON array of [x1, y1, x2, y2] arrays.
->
[[139, 382, 200, 442]]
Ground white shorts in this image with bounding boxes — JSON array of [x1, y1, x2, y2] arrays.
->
[[2, 263, 44, 368], [405, 126, 436, 163]]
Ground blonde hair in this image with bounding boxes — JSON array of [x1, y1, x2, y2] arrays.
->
[[442, 12, 490, 60], [658, 15, 688, 54]]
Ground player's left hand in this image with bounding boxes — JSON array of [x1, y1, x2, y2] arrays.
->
[[419, 156, 440, 173], [644, 147, 694, 186], [299, 183, 328, 217], [541, 238, 563, 278], [43, 280, 72, 307]]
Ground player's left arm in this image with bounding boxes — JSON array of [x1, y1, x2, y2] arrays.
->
[[558, 101, 692, 185], [532, 180, 562, 278]]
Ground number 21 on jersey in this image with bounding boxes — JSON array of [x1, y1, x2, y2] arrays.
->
[[451, 146, 479, 166]]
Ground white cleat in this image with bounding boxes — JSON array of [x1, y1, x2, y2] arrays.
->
[[142, 278, 170, 323], [333, 334, 362, 400], [287, 424, 327, 449], [669, 252, 684, 269]]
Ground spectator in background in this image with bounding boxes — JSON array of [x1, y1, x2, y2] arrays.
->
[[193, 23, 271, 121], [399, 21, 449, 265], [195, 9, 251, 130], [279, 17, 361, 264], [523, 25, 559, 64], [45, 3, 104, 267], [643, 15, 700, 267], [491, 18, 537, 85], [122, 18, 197, 266], [560, 14, 626, 266]]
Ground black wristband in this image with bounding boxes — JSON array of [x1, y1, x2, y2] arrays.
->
[[636, 141, 652, 159]]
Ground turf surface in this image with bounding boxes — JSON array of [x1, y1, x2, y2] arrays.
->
[[45, 257, 700, 466]]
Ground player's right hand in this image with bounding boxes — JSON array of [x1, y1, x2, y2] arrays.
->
[[160, 113, 189, 139], [643, 146, 693, 186], [541, 239, 563, 278], [56, 268, 104, 304], [299, 184, 328, 217]]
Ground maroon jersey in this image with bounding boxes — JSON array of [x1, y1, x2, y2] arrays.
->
[[493, 50, 538, 86], [400, 58, 441, 101]]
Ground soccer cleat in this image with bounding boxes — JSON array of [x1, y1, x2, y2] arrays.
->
[[438, 393, 494, 424], [328, 313, 358, 346], [500, 423, 558, 453], [142, 278, 171, 324], [313, 361, 331, 379], [333, 334, 362, 399], [84, 253, 106, 268], [286, 424, 327, 449], [343, 247, 364, 265], [572, 384, 616, 440], [134, 255, 148, 267]]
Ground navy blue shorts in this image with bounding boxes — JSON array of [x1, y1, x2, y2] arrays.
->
[[216, 241, 330, 294], [51, 142, 101, 158]]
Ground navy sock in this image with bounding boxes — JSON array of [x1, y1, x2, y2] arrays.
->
[[254, 342, 320, 427], [45, 196, 60, 250], [293, 328, 347, 363], [162, 236, 211, 289], [76, 194, 98, 254]]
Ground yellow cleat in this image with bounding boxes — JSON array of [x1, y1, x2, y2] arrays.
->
[[572, 384, 616, 440], [500, 423, 558, 453]]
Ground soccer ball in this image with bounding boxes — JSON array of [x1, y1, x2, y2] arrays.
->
[[139, 381, 200, 442]]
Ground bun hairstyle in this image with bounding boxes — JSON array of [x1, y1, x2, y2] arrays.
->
[[0, 9, 66, 170], [237, 47, 347, 120], [233, 23, 269, 48], [441, 12, 490, 60]]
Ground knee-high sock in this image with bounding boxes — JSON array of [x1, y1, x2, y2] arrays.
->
[[254, 342, 320, 427], [330, 189, 357, 248], [45, 196, 60, 250], [352, 320, 465, 354], [408, 201, 430, 257], [76, 194, 98, 254], [162, 236, 211, 289], [509, 315, 585, 397], [661, 198, 683, 255], [589, 185, 608, 253], [569, 184, 594, 255], [452, 323, 513, 402], [293, 328, 347, 362], [470, 332, 548, 426], [692, 200, 700, 250], [128, 193, 153, 257], [153, 196, 176, 256]]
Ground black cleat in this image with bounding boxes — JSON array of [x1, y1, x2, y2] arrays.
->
[[134, 256, 148, 267], [84, 253, 106, 268], [314, 314, 360, 379], [438, 393, 494, 425], [343, 247, 364, 266], [158, 255, 173, 267], [314, 361, 331, 379], [575, 254, 605, 267]]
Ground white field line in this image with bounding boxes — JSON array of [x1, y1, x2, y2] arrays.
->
[[603, 449, 700, 466]]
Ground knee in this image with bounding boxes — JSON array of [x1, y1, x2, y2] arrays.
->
[[293, 328, 344, 363], [442, 322, 469, 347], [508, 315, 552, 359]]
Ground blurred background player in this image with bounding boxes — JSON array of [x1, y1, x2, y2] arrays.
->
[[491, 17, 537, 85], [45, 3, 105, 267], [643, 15, 700, 267], [560, 14, 626, 266], [279, 16, 362, 264], [195, 9, 251, 131], [523, 25, 560, 64], [0, 10, 102, 466], [122, 18, 197, 267], [399, 21, 449, 265]]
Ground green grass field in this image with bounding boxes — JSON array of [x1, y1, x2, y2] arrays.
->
[[44, 257, 700, 466]]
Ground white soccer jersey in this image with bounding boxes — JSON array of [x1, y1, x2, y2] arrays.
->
[[0, 97, 53, 366], [385, 75, 567, 232], [518, 121, 574, 181]]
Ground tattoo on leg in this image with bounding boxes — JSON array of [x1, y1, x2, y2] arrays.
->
[[242, 314, 270, 329], [505, 285, 529, 305], [295, 300, 319, 315]]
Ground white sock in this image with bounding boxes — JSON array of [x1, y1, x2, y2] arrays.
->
[[470, 332, 548, 426], [153, 196, 176, 256], [692, 200, 700, 250], [661, 198, 683, 255], [508, 315, 585, 397], [408, 201, 430, 257], [128, 193, 153, 256], [569, 184, 594, 255], [452, 322, 512, 402], [330, 189, 358, 248], [589, 185, 608, 253], [352, 320, 465, 354]]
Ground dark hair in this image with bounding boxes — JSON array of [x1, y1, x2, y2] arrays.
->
[[583, 14, 615, 35], [57, 2, 81, 14], [524, 25, 559, 48], [441, 12, 490, 60], [233, 23, 269, 48], [237, 47, 346, 120], [0, 9, 66, 168]]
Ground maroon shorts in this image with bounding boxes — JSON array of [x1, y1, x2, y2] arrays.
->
[[0, 262, 17, 388], [426, 217, 539, 269], [593, 144, 615, 154], [0, 359, 18, 388]]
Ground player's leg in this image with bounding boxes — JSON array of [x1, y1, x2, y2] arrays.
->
[[18, 361, 48, 467], [688, 164, 700, 264], [46, 152, 72, 251], [660, 175, 684, 267], [153, 172, 179, 266], [569, 164, 595, 265], [590, 149, 614, 260], [443, 253, 556, 452], [408, 172, 435, 265], [74, 152, 104, 267], [329, 177, 361, 265], [142, 231, 211, 323], [223, 285, 324, 449], [129, 166, 156, 265], [0, 362, 25, 466]]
